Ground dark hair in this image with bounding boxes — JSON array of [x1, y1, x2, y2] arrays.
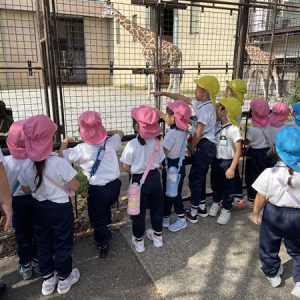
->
[[267, 146, 280, 167], [288, 168, 294, 188], [166, 106, 181, 130], [34, 160, 46, 192]]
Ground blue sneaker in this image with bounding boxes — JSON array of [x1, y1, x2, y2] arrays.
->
[[18, 264, 32, 280], [168, 218, 188, 232]]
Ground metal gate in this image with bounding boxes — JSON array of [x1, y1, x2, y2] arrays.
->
[[1, 0, 300, 141]]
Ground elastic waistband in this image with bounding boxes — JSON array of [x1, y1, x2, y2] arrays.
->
[[267, 201, 300, 212]]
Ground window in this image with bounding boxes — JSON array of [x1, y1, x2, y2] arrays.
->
[[190, 6, 201, 34], [132, 14, 137, 42], [116, 19, 120, 44]]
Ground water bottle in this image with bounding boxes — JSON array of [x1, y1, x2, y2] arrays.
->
[[127, 182, 141, 215], [166, 166, 179, 197]]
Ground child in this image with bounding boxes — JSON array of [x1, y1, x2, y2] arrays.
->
[[4, 120, 39, 280], [153, 75, 220, 222], [245, 99, 271, 206], [209, 97, 242, 224], [224, 79, 247, 207], [268, 102, 290, 145], [252, 126, 300, 298], [159, 101, 191, 232], [121, 105, 165, 252], [60, 111, 123, 258], [286, 102, 300, 130], [18, 115, 80, 296]]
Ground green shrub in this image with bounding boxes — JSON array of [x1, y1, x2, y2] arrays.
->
[[288, 78, 300, 104]]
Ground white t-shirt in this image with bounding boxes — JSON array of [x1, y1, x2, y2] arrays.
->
[[18, 156, 77, 203], [192, 98, 216, 144], [0, 149, 3, 163], [120, 137, 165, 175], [63, 134, 121, 186], [4, 156, 27, 196], [246, 126, 270, 149], [215, 123, 241, 160], [163, 128, 187, 159], [252, 161, 300, 208]]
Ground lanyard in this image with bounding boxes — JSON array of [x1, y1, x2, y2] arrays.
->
[[215, 124, 232, 136]]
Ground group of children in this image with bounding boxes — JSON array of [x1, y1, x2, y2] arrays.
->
[[2, 74, 300, 297]]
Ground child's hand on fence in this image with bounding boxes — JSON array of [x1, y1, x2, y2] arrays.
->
[[151, 91, 163, 98], [63, 137, 75, 144]]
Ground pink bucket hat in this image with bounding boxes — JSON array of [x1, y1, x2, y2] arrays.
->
[[167, 100, 192, 131], [23, 115, 57, 162], [6, 119, 28, 159], [131, 105, 160, 139], [269, 102, 290, 127], [250, 99, 270, 128], [78, 111, 107, 145]]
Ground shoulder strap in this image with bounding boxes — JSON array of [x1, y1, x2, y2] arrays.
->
[[177, 132, 188, 170], [90, 139, 107, 177], [215, 124, 232, 136], [12, 180, 20, 195], [276, 177, 300, 206], [140, 139, 160, 184]]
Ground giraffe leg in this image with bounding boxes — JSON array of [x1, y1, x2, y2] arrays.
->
[[247, 68, 254, 96], [272, 69, 280, 97]]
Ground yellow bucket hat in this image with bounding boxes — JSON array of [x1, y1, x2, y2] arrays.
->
[[194, 76, 220, 103], [226, 79, 247, 105], [219, 97, 242, 126]]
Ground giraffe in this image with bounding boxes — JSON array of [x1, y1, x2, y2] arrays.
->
[[245, 36, 280, 99], [101, 6, 182, 95]]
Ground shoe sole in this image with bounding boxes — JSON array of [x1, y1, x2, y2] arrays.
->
[[168, 223, 188, 232], [208, 211, 219, 217], [198, 213, 208, 218], [186, 217, 198, 224], [42, 287, 56, 296], [146, 232, 163, 248]]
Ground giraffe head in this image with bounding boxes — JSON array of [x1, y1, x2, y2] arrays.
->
[[100, 1, 115, 18]]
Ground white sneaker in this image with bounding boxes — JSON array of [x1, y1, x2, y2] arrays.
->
[[42, 273, 58, 296], [267, 265, 283, 288], [217, 208, 231, 225], [57, 268, 80, 295], [146, 229, 163, 248], [162, 217, 170, 228], [131, 236, 145, 253], [291, 282, 300, 298], [208, 202, 220, 217]]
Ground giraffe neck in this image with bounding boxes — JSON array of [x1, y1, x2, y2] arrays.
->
[[114, 9, 156, 47]]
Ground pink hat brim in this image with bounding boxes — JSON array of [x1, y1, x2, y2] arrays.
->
[[80, 126, 107, 145]]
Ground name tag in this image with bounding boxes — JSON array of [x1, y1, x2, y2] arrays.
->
[[220, 135, 228, 147]]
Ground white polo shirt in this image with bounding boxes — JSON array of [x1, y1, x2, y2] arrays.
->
[[163, 128, 187, 159], [246, 126, 270, 149], [3, 156, 27, 196], [252, 161, 300, 208], [215, 122, 241, 160], [120, 137, 165, 175], [192, 98, 217, 144], [63, 134, 121, 186], [18, 156, 77, 203]]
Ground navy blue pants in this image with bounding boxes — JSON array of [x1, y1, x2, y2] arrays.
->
[[88, 179, 121, 247], [12, 195, 37, 266], [189, 138, 216, 207], [210, 159, 235, 210], [245, 147, 269, 201], [162, 158, 185, 217], [34, 200, 74, 279], [260, 202, 300, 282], [131, 169, 163, 239], [234, 167, 243, 198]]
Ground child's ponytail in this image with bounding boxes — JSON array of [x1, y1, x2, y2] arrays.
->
[[34, 160, 46, 192], [287, 167, 294, 188]]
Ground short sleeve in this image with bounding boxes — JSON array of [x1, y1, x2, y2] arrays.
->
[[55, 157, 77, 183], [246, 128, 253, 142], [63, 145, 81, 163], [108, 134, 121, 151], [252, 169, 270, 196], [120, 141, 135, 166], [232, 127, 242, 143], [162, 130, 175, 151]]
